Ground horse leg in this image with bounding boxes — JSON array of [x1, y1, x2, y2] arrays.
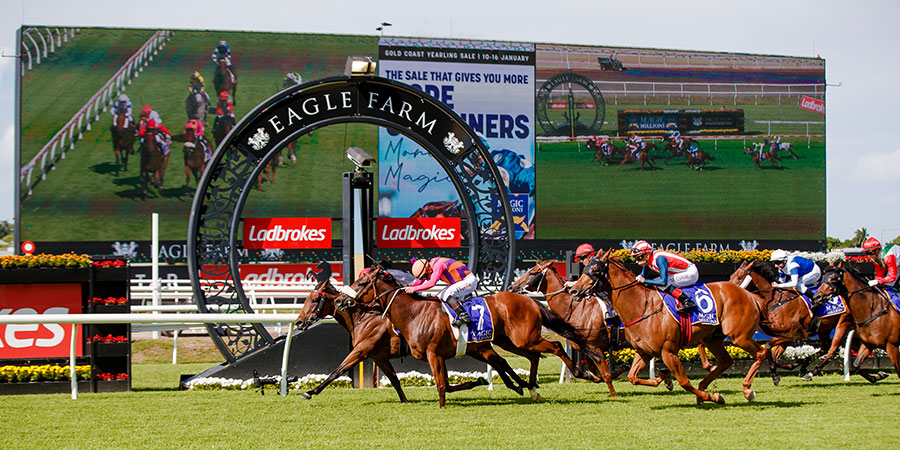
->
[[696, 343, 716, 372], [804, 322, 847, 380], [300, 348, 367, 400], [853, 344, 889, 383], [184, 164, 192, 187], [730, 335, 768, 401], [468, 348, 525, 395], [885, 342, 900, 379], [659, 349, 723, 404], [697, 339, 733, 392], [426, 351, 449, 407], [768, 344, 785, 386], [626, 352, 670, 389], [373, 359, 409, 403]]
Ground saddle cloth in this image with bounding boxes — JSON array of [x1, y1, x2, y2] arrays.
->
[[802, 286, 847, 318], [886, 287, 900, 314], [441, 296, 495, 344], [661, 284, 719, 326]]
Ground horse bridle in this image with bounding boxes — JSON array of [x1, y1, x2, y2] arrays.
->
[[821, 267, 889, 326], [340, 268, 405, 319], [582, 258, 660, 327]]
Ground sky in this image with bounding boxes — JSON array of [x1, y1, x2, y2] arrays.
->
[[1, 0, 899, 242]]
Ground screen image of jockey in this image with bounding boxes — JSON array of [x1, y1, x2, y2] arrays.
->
[[404, 257, 477, 327], [768, 249, 821, 295], [631, 240, 699, 313]]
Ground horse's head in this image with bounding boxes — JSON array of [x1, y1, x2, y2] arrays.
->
[[294, 279, 339, 331], [508, 260, 555, 294], [333, 264, 398, 312], [569, 249, 611, 300], [813, 265, 845, 305]]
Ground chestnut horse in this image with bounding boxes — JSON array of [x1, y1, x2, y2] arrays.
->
[[813, 263, 900, 383], [110, 109, 135, 176], [183, 125, 209, 187], [213, 58, 237, 105], [729, 260, 855, 383], [586, 139, 625, 166], [335, 264, 609, 407], [508, 261, 626, 393], [745, 144, 782, 169], [570, 249, 768, 404], [618, 143, 657, 171], [138, 128, 165, 199]]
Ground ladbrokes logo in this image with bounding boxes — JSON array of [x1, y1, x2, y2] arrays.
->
[[243, 217, 331, 249], [377, 217, 461, 248], [799, 95, 825, 115]]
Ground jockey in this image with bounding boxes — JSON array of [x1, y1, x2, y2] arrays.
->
[[626, 134, 644, 157], [216, 91, 234, 118], [211, 40, 233, 68], [282, 72, 303, 89], [110, 94, 133, 123], [769, 249, 821, 296], [139, 119, 172, 156], [567, 243, 619, 320], [631, 240, 699, 313], [670, 130, 683, 149], [138, 105, 163, 128], [862, 237, 899, 289], [189, 71, 205, 91], [185, 119, 212, 161], [404, 257, 476, 327]]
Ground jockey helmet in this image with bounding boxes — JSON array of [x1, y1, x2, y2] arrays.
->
[[410, 258, 430, 279], [863, 237, 882, 254], [631, 240, 653, 258], [185, 119, 199, 131], [219, 40, 227, 47], [769, 249, 788, 262], [141, 105, 152, 115], [191, 71, 200, 78], [219, 91, 230, 100], [117, 94, 128, 102], [574, 243, 595, 262]]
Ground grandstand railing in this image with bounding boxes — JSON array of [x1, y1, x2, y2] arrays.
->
[[20, 30, 173, 198]]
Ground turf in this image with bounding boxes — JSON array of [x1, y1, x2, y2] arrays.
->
[[1, 360, 897, 449]]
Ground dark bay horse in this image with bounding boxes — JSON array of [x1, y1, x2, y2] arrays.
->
[[139, 128, 166, 199], [335, 264, 609, 407], [185, 86, 209, 124], [729, 260, 854, 383], [508, 261, 627, 394], [685, 148, 715, 171], [663, 139, 690, 164], [182, 124, 209, 187], [213, 58, 237, 105], [617, 143, 657, 171], [110, 109, 135, 176], [745, 144, 782, 169], [586, 139, 625, 166], [212, 114, 234, 149], [813, 263, 900, 382], [570, 249, 768, 404]]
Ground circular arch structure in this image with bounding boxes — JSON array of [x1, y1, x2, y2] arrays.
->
[[535, 70, 606, 137], [187, 75, 516, 362]]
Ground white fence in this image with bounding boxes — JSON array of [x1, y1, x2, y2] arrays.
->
[[20, 30, 173, 198], [537, 80, 824, 106], [20, 27, 78, 75]]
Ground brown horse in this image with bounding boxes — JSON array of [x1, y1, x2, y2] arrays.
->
[[570, 249, 768, 404], [617, 143, 657, 171], [213, 58, 237, 105], [212, 113, 234, 149], [138, 128, 166, 199], [334, 264, 610, 406], [813, 263, 900, 382], [745, 145, 782, 169], [182, 125, 209, 187], [729, 260, 855, 383], [586, 139, 625, 166], [685, 148, 715, 171], [110, 109, 135, 176], [663, 138, 691, 165], [508, 261, 629, 393]]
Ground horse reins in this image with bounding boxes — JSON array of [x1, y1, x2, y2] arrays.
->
[[595, 259, 662, 327], [827, 270, 890, 327]]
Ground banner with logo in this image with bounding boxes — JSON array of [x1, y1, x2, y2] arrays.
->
[[799, 95, 825, 115], [0, 284, 83, 359], [377, 217, 461, 248], [242, 218, 332, 249], [377, 38, 536, 240], [201, 263, 344, 284]]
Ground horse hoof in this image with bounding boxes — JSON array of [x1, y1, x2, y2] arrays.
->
[[664, 378, 673, 391], [529, 389, 542, 403], [772, 375, 781, 386], [875, 372, 890, 382], [716, 393, 726, 404], [745, 390, 756, 402], [476, 377, 488, 386], [801, 373, 813, 382], [300, 392, 312, 400]]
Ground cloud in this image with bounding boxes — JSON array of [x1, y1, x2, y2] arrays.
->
[[847, 148, 900, 184]]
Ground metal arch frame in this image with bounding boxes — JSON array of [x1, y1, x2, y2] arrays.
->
[[535, 70, 606, 137], [187, 75, 516, 363]]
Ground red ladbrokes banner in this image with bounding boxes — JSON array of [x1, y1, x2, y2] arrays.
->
[[0, 284, 83, 359], [377, 217, 461, 248], [799, 96, 825, 114], [242, 217, 332, 249]]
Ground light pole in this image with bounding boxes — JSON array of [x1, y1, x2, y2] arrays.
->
[[376, 22, 392, 36]]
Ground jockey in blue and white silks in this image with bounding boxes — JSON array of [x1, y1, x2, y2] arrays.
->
[[110, 94, 133, 124], [211, 40, 232, 66], [769, 249, 821, 296]]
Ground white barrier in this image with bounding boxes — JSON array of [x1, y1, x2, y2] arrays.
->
[[0, 313, 300, 399], [20, 30, 173, 198], [20, 28, 77, 75]]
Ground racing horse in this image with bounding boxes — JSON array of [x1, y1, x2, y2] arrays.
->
[[766, 139, 799, 160], [569, 249, 768, 404], [182, 121, 209, 187], [617, 142, 658, 171], [109, 109, 135, 176], [586, 139, 625, 166], [685, 147, 716, 171], [662, 138, 696, 165], [138, 126, 166, 199], [213, 58, 237, 105], [334, 264, 611, 407], [212, 113, 234, 149], [729, 260, 855, 383], [813, 263, 900, 383], [185, 85, 209, 125], [509, 261, 637, 393], [745, 144, 782, 169]]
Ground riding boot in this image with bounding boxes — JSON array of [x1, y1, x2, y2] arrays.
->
[[598, 292, 618, 320], [676, 293, 696, 313], [451, 303, 472, 327]]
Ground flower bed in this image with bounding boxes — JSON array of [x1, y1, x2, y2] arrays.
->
[[87, 334, 129, 343], [183, 374, 355, 391], [0, 252, 91, 269], [90, 296, 129, 306], [0, 365, 91, 383]]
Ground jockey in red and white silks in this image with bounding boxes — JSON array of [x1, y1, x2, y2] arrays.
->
[[631, 240, 699, 312]]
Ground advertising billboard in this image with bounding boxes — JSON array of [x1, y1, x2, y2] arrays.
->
[[17, 27, 826, 257]]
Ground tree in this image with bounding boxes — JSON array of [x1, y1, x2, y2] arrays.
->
[[852, 227, 868, 247]]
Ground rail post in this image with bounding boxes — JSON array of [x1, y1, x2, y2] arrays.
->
[[843, 330, 855, 382]]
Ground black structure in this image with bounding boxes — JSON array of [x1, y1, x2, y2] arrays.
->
[[535, 70, 606, 137], [187, 75, 516, 363]]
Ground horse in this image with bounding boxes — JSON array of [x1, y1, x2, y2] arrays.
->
[[334, 264, 612, 407], [729, 260, 855, 383], [508, 260, 633, 392], [256, 152, 282, 191], [685, 148, 715, 171], [662, 138, 697, 165], [617, 143, 657, 171], [185, 85, 209, 124], [213, 58, 237, 105], [813, 263, 900, 383], [569, 249, 768, 404], [182, 124, 209, 187], [586, 139, 625, 166], [745, 144, 782, 169], [765, 139, 799, 160], [109, 109, 135, 176], [138, 128, 165, 199], [212, 114, 234, 149]]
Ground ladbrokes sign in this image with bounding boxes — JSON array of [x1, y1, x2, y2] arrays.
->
[[377, 217, 461, 248], [0, 284, 83, 359], [242, 218, 331, 249]]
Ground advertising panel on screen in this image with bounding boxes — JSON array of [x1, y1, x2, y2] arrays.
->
[[16, 27, 826, 257]]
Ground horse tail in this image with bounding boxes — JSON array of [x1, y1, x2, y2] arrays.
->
[[528, 297, 608, 363]]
